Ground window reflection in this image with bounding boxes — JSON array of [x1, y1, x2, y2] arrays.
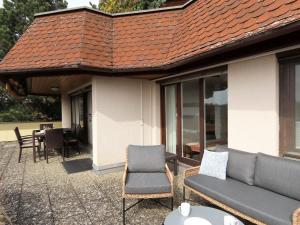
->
[[205, 75, 228, 149], [295, 65, 300, 151], [182, 80, 201, 161]]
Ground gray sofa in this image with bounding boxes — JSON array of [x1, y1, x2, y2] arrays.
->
[[183, 147, 300, 225]]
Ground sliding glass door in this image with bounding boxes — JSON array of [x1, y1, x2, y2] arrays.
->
[[165, 85, 177, 154], [205, 75, 228, 149], [181, 80, 202, 161], [295, 64, 300, 151], [279, 57, 300, 158], [162, 72, 228, 165]]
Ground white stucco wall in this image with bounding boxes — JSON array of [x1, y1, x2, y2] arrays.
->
[[228, 54, 279, 155], [61, 93, 71, 128], [92, 76, 161, 170]]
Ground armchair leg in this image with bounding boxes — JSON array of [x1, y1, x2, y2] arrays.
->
[[183, 186, 186, 202], [170, 197, 173, 210], [123, 198, 125, 225]]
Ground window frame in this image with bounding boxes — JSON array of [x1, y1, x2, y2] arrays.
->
[[279, 53, 300, 158]]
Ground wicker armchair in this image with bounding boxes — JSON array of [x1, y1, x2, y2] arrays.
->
[[183, 166, 300, 225], [122, 145, 174, 225]]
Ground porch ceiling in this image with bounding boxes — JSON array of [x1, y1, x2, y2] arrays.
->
[[27, 75, 92, 95]]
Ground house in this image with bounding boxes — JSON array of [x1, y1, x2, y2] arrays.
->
[[0, 0, 300, 170]]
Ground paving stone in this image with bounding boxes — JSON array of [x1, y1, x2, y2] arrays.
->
[[20, 212, 53, 225], [54, 213, 92, 225], [51, 197, 85, 220]]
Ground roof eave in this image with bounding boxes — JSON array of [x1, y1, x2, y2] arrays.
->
[[1, 19, 300, 78]]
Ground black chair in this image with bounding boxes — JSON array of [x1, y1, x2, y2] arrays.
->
[[64, 123, 80, 157], [40, 123, 54, 130], [45, 128, 64, 163], [64, 135, 80, 158], [14, 127, 40, 163]]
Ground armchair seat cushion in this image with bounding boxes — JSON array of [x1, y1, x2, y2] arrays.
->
[[185, 174, 300, 225], [125, 172, 171, 194]]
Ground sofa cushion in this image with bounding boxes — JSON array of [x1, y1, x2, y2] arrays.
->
[[125, 172, 171, 194], [216, 146, 257, 185], [254, 153, 300, 201], [185, 174, 300, 225], [127, 145, 165, 173], [199, 150, 228, 180]]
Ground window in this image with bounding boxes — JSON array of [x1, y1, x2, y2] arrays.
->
[[162, 71, 228, 165], [279, 54, 300, 158], [182, 80, 201, 161], [165, 85, 177, 154], [295, 65, 300, 151], [205, 75, 228, 149]]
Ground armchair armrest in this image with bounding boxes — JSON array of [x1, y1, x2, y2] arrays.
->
[[293, 208, 300, 225], [184, 166, 200, 178], [122, 163, 128, 197], [21, 136, 34, 140], [165, 164, 174, 195]]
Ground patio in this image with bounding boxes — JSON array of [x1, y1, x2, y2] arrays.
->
[[0, 142, 255, 225], [0, 142, 206, 225]]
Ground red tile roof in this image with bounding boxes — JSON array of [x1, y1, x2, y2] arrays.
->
[[0, 0, 300, 73]]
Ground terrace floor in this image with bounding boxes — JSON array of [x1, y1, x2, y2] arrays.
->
[[0, 142, 251, 225]]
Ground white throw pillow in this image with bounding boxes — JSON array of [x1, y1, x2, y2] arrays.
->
[[199, 150, 229, 180]]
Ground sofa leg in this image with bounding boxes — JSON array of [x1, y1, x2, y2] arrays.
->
[[183, 186, 186, 202], [170, 197, 174, 210], [123, 198, 125, 225]]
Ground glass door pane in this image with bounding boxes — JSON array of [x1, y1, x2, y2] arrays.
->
[[204, 75, 228, 149], [181, 80, 201, 161], [295, 64, 300, 151], [165, 85, 177, 154]]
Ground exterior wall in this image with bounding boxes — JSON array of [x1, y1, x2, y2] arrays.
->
[[228, 54, 279, 155], [61, 93, 72, 128], [92, 76, 161, 170]]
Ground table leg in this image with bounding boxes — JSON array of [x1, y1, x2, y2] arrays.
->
[[33, 146, 36, 163]]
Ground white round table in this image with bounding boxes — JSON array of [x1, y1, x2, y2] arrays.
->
[[164, 205, 244, 225]]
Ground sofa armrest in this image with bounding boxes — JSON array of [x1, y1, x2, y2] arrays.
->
[[184, 166, 200, 178], [293, 208, 300, 225], [122, 163, 128, 197]]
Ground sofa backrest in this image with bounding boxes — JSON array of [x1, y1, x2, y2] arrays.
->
[[216, 146, 257, 185], [254, 153, 300, 201], [127, 145, 165, 173]]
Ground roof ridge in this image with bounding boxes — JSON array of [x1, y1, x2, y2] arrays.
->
[[34, 0, 195, 18]]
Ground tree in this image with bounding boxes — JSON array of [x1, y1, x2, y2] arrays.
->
[[0, 0, 67, 122], [90, 0, 165, 14], [0, 0, 68, 59]]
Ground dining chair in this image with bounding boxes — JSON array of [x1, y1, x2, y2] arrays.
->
[[14, 127, 40, 163], [44, 128, 64, 163], [122, 145, 173, 225], [40, 123, 54, 130]]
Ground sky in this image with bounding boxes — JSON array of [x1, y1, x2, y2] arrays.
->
[[0, 0, 99, 8]]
